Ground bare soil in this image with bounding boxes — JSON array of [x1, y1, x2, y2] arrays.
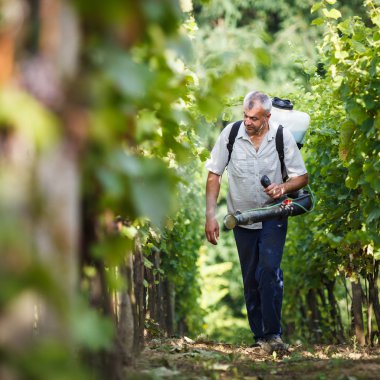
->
[[126, 338, 380, 380]]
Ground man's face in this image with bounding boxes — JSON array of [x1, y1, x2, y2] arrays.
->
[[243, 105, 270, 136]]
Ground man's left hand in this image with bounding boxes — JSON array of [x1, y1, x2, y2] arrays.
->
[[264, 173, 309, 199], [264, 183, 285, 199]]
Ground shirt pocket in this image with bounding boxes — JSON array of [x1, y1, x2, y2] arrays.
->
[[228, 151, 249, 177]]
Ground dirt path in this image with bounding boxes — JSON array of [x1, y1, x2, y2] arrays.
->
[[127, 338, 380, 380]]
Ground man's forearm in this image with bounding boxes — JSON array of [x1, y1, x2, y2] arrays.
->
[[282, 173, 309, 194], [206, 172, 221, 218]]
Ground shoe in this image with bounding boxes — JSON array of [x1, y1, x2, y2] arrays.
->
[[263, 336, 289, 354], [250, 338, 266, 348]]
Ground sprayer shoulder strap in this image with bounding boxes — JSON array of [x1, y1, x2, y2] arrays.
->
[[226, 121, 287, 181], [226, 120, 242, 166], [276, 125, 288, 182]]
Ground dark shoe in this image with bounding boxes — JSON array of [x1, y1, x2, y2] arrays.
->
[[263, 336, 289, 354]]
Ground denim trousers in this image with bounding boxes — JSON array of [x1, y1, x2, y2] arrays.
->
[[233, 218, 288, 341]]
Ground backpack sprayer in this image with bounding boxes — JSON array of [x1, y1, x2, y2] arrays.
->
[[223, 97, 313, 230], [223, 175, 313, 230]]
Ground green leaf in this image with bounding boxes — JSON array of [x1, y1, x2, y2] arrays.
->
[[311, 3, 323, 13], [103, 50, 153, 100], [198, 148, 210, 162], [312, 18, 325, 26], [144, 257, 154, 269], [375, 249, 380, 261], [197, 96, 223, 122], [106, 269, 126, 292], [92, 236, 132, 266], [101, 152, 180, 227], [338, 19, 354, 35], [372, 14, 380, 27], [120, 225, 138, 239], [0, 87, 60, 149], [339, 120, 355, 160], [254, 47, 272, 66], [335, 50, 349, 59], [367, 208, 380, 223], [322, 8, 342, 19], [350, 40, 367, 54], [370, 56, 379, 77], [72, 307, 114, 350], [345, 101, 367, 124], [325, 0, 337, 4]]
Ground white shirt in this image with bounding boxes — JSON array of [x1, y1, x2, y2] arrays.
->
[[205, 120, 308, 229]]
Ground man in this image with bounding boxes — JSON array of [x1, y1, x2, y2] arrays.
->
[[205, 91, 308, 352]]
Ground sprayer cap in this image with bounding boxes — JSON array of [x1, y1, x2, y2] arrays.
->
[[272, 97, 293, 110], [223, 214, 237, 230]]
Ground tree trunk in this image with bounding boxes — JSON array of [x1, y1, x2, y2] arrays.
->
[[342, 276, 352, 335], [306, 289, 322, 342], [145, 260, 156, 321], [35, 142, 80, 338], [325, 280, 345, 343], [153, 250, 165, 329], [297, 292, 309, 337], [368, 261, 380, 345], [0, 31, 14, 85], [39, 0, 80, 79], [372, 262, 380, 330], [367, 293, 373, 346], [165, 280, 175, 337], [117, 260, 134, 365], [133, 240, 145, 353], [317, 288, 327, 309], [351, 279, 366, 346]]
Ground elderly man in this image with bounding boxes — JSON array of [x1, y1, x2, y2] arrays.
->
[[205, 91, 308, 352]]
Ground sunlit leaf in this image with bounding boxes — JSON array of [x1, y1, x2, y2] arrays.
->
[[338, 19, 354, 35], [322, 8, 341, 20], [144, 257, 154, 269], [372, 14, 380, 27], [0, 87, 60, 150], [335, 50, 348, 59], [311, 18, 325, 26], [311, 2, 323, 13]]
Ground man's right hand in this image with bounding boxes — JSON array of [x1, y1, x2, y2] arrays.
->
[[205, 217, 219, 245], [205, 172, 222, 245]]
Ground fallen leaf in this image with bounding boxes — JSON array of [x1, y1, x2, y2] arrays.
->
[[142, 367, 181, 378], [211, 363, 230, 371], [184, 336, 195, 344]]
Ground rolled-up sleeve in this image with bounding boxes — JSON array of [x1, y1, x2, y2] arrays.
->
[[283, 128, 307, 178], [205, 125, 231, 175]]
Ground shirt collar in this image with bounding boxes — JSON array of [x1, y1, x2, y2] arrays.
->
[[237, 119, 278, 141]]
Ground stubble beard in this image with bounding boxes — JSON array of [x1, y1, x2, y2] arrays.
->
[[246, 122, 266, 137]]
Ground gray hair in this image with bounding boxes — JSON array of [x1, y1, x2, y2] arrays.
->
[[243, 91, 272, 114]]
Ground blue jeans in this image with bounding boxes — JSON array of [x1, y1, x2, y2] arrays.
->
[[233, 218, 288, 341]]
